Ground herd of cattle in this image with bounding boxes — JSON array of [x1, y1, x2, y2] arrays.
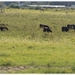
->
[[0, 23, 75, 32], [62, 24, 75, 32], [40, 24, 75, 33]]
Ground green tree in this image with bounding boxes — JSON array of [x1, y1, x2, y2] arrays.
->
[[9, 3, 20, 9]]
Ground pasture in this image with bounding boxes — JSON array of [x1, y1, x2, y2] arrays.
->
[[0, 8, 75, 73]]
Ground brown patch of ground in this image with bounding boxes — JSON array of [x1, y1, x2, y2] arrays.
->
[[0, 66, 72, 73]]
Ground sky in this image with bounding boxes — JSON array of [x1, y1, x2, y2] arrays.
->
[[0, 0, 75, 1]]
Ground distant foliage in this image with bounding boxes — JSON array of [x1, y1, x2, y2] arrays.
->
[[28, 6, 41, 10], [9, 3, 20, 9]]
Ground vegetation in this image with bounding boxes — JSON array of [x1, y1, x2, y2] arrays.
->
[[9, 3, 20, 9], [1, 1, 75, 9], [0, 8, 75, 73], [3, 1, 75, 7]]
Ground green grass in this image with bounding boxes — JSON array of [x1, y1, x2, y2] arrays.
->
[[0, 8, 75, 73]]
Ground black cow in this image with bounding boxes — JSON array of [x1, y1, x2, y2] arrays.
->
[[40, 24, 49, 28], [73, 25, 75, 31], [67, 24, 75, 31], [0, 26, 8, 31], [43, 27, 52, 33], [62, 26, 68, 32]]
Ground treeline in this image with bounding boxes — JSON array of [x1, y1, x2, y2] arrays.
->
[[29, 2, 75, 6], [0, 1, 75, 8]]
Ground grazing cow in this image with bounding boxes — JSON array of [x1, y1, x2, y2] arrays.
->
[[40, 24, 49, 28], [43, 27, 52, 33], [73, 25, 75, 31], [0, 26, 8, 31], [62, 26, 68, 32], [67, 24, 74, 29], [67, 24, 75, 31]]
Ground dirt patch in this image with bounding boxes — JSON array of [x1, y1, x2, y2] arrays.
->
[[0, 66, 72, 73], [0, 66, 35, 73]]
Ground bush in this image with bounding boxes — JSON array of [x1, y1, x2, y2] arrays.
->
[[28, 6, 41, 10]]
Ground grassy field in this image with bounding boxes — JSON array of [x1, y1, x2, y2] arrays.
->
[[0, 8, 75, 73]]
